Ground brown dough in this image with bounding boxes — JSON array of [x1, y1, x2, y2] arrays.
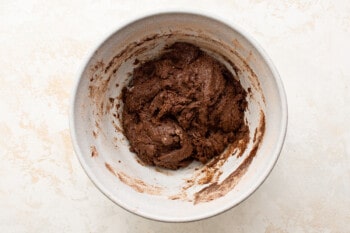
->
[[122, 42, 248, 169]]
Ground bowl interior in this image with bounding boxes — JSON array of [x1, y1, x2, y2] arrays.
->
[[71, 13, 286, 222]]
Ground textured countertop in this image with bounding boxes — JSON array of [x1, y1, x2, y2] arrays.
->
[[1, 1, 349, 232]]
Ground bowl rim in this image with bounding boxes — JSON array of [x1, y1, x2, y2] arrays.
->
[[69, 10, 288, 223]]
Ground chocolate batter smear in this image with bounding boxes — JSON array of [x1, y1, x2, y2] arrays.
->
[[122, 42, 248, 169]]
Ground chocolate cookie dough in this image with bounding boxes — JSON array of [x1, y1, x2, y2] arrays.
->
[[122, 42, 248, 169]]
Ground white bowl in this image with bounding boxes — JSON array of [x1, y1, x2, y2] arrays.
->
[[70, 12, 287, 222]]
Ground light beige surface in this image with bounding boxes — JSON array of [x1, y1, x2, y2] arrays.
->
[[0, 0, 349, 232]]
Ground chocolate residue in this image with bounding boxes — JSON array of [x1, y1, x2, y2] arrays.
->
[[232, 38, 244, 50], [104, 34, 163, 74], [89, 71, 111, 120], [168, 192, 189, 201], [89, 61, 105, 82], [105, 162, 115, 174], [91, 146, 98, 157], [136, 158, 146, 166], [105, 163, 162, 195], [197, 169, 221, 185], [122, 42, 249, 170], [253, 128, 258, 142], [194, 111, 265, 204], [111, 120, 123, 133], [181, 131, 249, 191]]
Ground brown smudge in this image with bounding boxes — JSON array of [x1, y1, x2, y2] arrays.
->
[[194, 111, 265, 204], [112, 120, 123, 133], [105, 97, 115, 114], [253, 128, 258, 142], [89, 61, 105, 82], [105, 163, 162, 195], [197, 168, 219, 185], [95, 121, 100, 129], [232, 38, 244, 50], [91, 146, 98, 157], [104, 34, 162, 74], [105, 163, 115, 174], [88, 60, 113, 123], [181, 133, 249, 192], [136, 158, 146, 166], [168, 192, 190, 201]]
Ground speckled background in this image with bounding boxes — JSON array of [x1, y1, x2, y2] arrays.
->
[[0, 1, 349, 232]]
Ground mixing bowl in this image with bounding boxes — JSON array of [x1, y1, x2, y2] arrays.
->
[[70, 12, 287, 222]]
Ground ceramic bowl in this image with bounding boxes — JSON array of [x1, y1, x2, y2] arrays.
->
[[70, 12, 287, 222]]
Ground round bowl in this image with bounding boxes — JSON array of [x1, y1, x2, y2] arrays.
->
[[70, 12, 287, 222]]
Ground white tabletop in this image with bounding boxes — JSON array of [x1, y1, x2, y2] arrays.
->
[[1, 1, 349, 232]]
